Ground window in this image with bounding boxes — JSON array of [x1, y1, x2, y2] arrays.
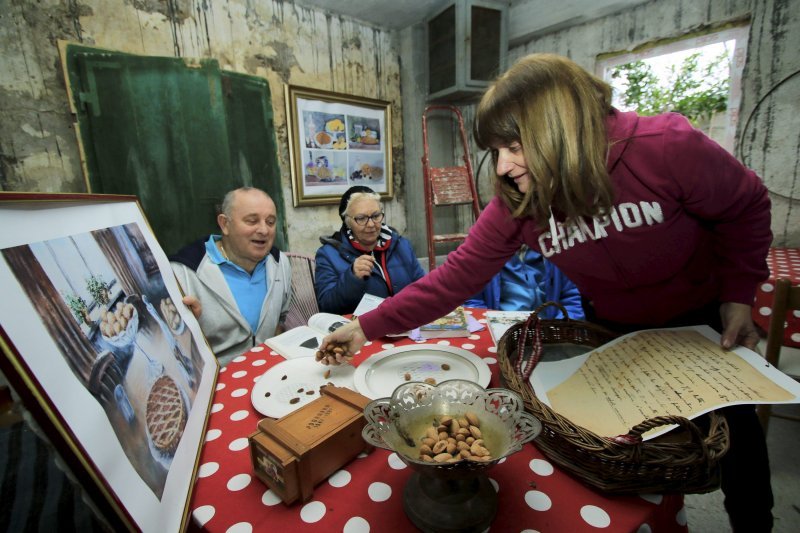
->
[[596, 26, 749, 154]]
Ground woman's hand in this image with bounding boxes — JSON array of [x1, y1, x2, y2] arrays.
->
[[352, 254, 375, 280], [719, 302, 761, 350], [319, 319, 367, 365]]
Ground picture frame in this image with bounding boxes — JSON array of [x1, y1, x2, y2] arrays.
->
[[0, 192, 219, 532], [285, 85, 393, 207]]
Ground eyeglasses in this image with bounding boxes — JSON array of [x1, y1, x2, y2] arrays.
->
[[348, 212, 385, 226]]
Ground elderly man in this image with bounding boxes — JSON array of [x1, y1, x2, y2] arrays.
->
[[170, 187, 291, 365]]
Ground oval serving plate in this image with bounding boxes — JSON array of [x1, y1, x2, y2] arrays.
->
[[354, 345, 491, 400], [251, 357, 355, 418]]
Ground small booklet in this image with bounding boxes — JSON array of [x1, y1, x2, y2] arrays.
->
[[485, 310, 533, 346], [265, 313, 350, 359], [418, 306, 470, 339], [353, 294, 482, 339]]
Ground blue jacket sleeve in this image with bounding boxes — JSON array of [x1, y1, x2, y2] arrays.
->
[[547, 265, 584, 320], [314, 244, 369, 315]]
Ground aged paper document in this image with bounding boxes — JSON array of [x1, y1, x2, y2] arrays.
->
[[535, 326, 800, 439]]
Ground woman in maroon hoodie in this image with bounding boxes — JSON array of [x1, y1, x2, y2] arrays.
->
[[324, 53, 773, 531]]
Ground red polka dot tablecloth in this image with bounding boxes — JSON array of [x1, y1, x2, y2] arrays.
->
[[753, 247, 800, 348], [189, 309, 689, 533]]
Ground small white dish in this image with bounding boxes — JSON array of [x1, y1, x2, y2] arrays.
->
[[251, 357, 355, 418], [354, 345, 491, 400]]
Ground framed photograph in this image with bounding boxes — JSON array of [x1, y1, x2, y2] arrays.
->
[[285, 85, 393, 207], [0, 193, 219, 532]]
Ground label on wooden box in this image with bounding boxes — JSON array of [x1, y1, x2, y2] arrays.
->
[[249, 385, 372, 504]]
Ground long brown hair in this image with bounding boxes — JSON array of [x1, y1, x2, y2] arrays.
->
[[474, 53, 615, 227]]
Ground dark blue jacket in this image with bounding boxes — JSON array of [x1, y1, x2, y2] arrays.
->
[[315, 228, 426, 315], [464, 250, 584, 320]]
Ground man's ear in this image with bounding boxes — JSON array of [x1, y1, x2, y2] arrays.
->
[[216, 213, 228, 234]]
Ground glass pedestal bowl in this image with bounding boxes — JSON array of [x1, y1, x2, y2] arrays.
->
[[362, 379, 542, 533]]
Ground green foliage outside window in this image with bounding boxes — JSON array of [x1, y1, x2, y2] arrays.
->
[[609, 51, 730, 126]]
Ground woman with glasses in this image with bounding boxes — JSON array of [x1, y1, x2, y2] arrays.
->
[[314, 185, 427, 315]]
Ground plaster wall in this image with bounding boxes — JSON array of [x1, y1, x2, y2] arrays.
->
[[402, 0, 799, 250], [0, 0, 405, 256]]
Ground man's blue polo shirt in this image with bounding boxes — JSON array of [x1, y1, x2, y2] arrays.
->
[[205, 235, 267, 333]]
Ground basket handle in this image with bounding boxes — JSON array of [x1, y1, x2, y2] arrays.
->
[[531, 301, 571, 321], [613, 415, 710, 458], [515, 301, 570, 380]]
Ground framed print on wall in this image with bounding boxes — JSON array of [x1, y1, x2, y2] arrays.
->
[[0, 192, 219, 532], [285, 85, 393, 207]]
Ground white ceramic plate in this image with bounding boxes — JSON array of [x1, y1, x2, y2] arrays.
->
[[353, 345, 491, 400], [251, 357, 355, 418]]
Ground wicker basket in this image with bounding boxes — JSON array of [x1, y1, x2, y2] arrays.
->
[[497, 302, 730, 494]]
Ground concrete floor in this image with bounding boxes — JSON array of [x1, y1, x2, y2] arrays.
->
[[684, 402, 800, 532]]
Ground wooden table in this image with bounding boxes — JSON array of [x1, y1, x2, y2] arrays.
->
[[753, 247, 800, 348], [189, 309, 689, 532]]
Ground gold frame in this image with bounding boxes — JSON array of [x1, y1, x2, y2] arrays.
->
[[0, 192, 219, 532], [285, 85, 393, 207]]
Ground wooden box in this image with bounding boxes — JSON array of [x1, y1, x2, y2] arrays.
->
[[249, 385, 373, 505]]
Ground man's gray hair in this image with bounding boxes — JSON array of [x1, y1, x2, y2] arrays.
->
[[220, 187, 270, 218]]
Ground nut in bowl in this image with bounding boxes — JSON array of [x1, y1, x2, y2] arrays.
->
[[100, 299, 139, 349], [363, 379, 541, 475], [362, 379, 542, 532]]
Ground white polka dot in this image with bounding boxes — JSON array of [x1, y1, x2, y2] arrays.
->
[[251, 346, 265, 352], [343, 516, 370, 533], [761, 282, 774, 293], [226, 522, 252, 533], [229, 437, 249, 451], [328, 469, 352, 487], [636, 524, 652, 533], [232, 370, 248, 378], [497, 457, 507, 464], [206, 429, 222, 442], [487, 346, 497, 353], [193, 505, 215, 526], [233, 355, 247, 363], [300, 500, 326, 523], [483, 357, 497, 365], [363, 340, 373, 346], [252, 359, 267, 366], [524, 490, 552, 511], [381, 343, 395, 349], [211, 403, 224, 413], [489, 477, 499, 491], [792, 332, 800, 343], [461, 343, 476, 350], [227, 473, 251, 491], [269, 350, 279, 356], [368, 482, 392, 502], [469, 334, 481, 340], [436, 340, 451, 346], [520, 530, 541, 533], [253, 375, 261, 382], [759, 306, 772, 317], [639, 494, 663, 505], [230, 410, 249, 421], [197, 462, 219, 478], [357, 451, 370, 459], [529, 459, 554, 476], [261, 489, 281, 506], [216, 383, 226, 391], [220, 367, 228, 372], [676, 506, 687, 526], [231, 388, 248, 398], [580, 505, 610, 528], [388, 453, 408, 470], [793, 310, 800, 318]]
